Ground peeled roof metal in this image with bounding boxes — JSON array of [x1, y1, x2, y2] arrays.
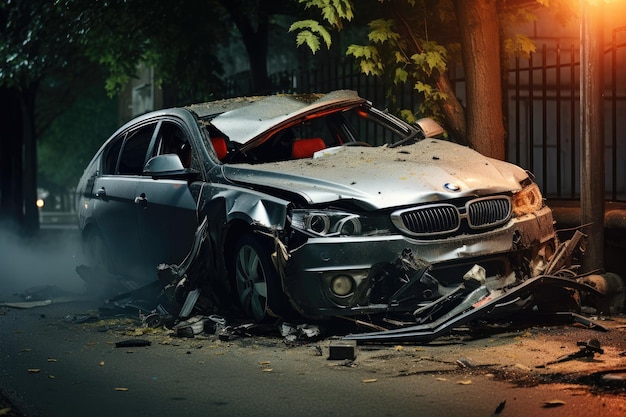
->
[[185, 90, 365, 144]]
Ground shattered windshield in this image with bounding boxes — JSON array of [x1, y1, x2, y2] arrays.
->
[[201, 100, 414, 165]]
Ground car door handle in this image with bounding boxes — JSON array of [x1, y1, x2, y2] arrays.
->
[[134, 193, 147, 208], [95, 187, 106, 198]]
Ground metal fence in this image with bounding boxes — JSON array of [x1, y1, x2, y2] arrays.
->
[[223, 30, 626, 202], [506, 27, 626, 202]]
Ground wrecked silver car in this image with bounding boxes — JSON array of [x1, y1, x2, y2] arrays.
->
[[76, 90, 557, 323]]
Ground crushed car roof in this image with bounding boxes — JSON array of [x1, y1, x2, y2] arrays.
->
[[185, 90, 366, 145]]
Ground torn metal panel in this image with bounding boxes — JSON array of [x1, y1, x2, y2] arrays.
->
[[343, 275, 607, 343]]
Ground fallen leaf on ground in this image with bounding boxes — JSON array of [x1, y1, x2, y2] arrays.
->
[[361, 378, 378, 383], [115, 387, 129, 391], [27, 369, 40, 373], [456, 380, 472, 385], [0, 407, 12, 415]]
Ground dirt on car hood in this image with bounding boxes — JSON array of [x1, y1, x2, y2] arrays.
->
[[223, 139, 529, 209]]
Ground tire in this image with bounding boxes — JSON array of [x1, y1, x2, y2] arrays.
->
[[232, 234, 292, 322], [82, 227, 112, 273]]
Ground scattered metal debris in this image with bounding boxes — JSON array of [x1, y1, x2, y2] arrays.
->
[[280, 322, 322, 341], [536, 339, 604, 368]]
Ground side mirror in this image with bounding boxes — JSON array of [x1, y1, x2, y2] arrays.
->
[[415, 118, 445, 138], [143, 154, 199, 180]]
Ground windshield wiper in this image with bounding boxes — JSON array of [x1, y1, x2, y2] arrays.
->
[[388, 129, 424, 148]]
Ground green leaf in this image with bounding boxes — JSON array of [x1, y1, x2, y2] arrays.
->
[[295, 30, 322, 54], [400, 109, 417, 124], [346, 44, 378, 60], [299, 0, 354, 27], [368, 19, 399, 44], [394, 67, 408, 84], [504, 34, 536, 58], [414, 81, 432, 95], [290, 20, 332, 51]]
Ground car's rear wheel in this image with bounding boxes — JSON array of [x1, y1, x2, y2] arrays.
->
[[232, 234, 291, 322]]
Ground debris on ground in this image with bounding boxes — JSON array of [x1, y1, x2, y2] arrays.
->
[[114, 339, 152, 348], [280, 322, 323, 342], [537, 338, 604, 368]]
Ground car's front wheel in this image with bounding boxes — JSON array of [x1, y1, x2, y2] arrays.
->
[[82, 227, 111, 272], [232, 235, 291, 322]]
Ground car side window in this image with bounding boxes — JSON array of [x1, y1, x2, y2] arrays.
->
[[102, 136, 123, 175], [152, 122, 194, 168], [117, 125, 156, 175]]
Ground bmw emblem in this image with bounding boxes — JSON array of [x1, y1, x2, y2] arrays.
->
[[444, 183, 461, 192]]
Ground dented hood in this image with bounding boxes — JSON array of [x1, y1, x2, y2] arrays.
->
[[223, 140, 529, 209]]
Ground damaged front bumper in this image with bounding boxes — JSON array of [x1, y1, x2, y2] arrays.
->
[[282, 207, 556, 317]]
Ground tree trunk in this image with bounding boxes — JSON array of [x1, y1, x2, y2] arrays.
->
[[0, 86, 24, 231], [242, 20, 269, 94], [453, 0, 506, 160], [21, 83, 40, 234], [434, 72, 467, 144], [218, 0, 270, 95]]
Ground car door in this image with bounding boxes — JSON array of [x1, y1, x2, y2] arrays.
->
[[91, 122, 157, 281], [134, 120, 199, 278]]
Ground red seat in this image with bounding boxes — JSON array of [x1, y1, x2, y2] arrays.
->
[[291, 137, 326, 159], [210, 137, 228, 160]]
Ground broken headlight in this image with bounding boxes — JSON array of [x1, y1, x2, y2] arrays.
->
[[512, 183, 544, 216], [290, 209, 391, 237]]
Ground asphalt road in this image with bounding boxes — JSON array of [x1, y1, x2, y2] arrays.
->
[[2, 298, 626, 417]]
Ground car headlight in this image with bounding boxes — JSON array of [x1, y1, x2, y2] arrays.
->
[[290, 209, 390, 237], [512, 183, 544, 216]]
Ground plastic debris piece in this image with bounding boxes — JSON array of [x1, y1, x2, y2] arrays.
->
[[173, 315, 207, 337], [543, 400, 566, 408], [361, 378, 377, 383], [456, 358, 473, 368], [0, 300, 52, 309], [280, 322, 322, 341], [115, 339, 151, 348]]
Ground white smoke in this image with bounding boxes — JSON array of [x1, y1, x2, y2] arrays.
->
[[0, 225, 86, 301]]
